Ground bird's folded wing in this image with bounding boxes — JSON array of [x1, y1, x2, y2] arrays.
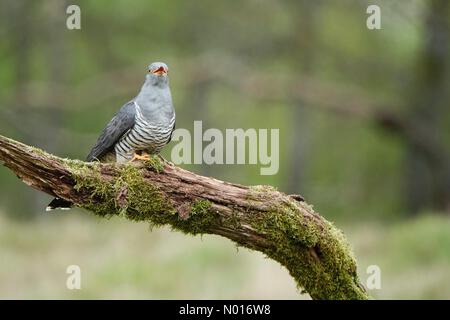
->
[[86, 101, 136, 161]]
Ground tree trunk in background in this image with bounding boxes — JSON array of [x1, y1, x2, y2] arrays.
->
[[285, 0, 319, 194], [40, 0, 67, 152], [406, 0, 450, 213], [5, 0, 36, 219], [4, 0, 69, 218], [25, 0, 68, 216], [10, 0, 32, 107]]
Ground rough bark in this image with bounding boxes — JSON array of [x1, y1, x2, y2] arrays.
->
[[0, 134, 369, 300]]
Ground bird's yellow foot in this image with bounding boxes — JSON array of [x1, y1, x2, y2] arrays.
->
[[131, 152, 151, 162]]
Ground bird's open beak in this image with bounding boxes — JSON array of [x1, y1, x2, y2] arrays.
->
[[151, 66, 167, 75]]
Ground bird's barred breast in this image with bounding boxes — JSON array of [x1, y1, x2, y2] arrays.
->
[[115, 109, 175, 161]]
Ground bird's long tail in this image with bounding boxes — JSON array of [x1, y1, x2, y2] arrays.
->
[[46, 198, 72, 212]]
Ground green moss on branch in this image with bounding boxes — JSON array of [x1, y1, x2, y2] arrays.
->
[[65, 161, 216, 236]]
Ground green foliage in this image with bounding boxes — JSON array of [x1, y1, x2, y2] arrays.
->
[[1, 0, 446, 222]]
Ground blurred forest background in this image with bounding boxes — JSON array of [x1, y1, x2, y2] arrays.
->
[[0, 0, 449, 299]]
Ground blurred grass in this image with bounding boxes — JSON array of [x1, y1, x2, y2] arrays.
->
[[347, 214, 450, 299], [0, 211, 300, 299], [0, 211, 449, 299]]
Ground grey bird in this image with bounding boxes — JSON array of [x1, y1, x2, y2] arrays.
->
[[47, 62, 176, 211]]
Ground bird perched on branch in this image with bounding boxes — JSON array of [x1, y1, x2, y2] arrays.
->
[[47, 62, 176, 211]]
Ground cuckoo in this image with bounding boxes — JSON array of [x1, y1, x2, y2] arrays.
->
[[47, 62, 176, 211]]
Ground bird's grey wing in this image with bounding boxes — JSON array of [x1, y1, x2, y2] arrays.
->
[[86, 102, 136, 161]]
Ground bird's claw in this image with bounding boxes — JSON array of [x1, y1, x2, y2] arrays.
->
[[130, 153, 151, 162]]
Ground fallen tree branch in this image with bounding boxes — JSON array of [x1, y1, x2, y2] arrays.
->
[[0, 134, 369, 300]]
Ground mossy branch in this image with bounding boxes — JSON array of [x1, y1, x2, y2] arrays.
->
[[0, 134, 369, 300]]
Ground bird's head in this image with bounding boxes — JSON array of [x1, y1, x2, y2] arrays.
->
[[147, 62, 169, 86]]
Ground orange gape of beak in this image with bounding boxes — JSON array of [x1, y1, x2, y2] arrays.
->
[[152, 66, 167, 75]]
